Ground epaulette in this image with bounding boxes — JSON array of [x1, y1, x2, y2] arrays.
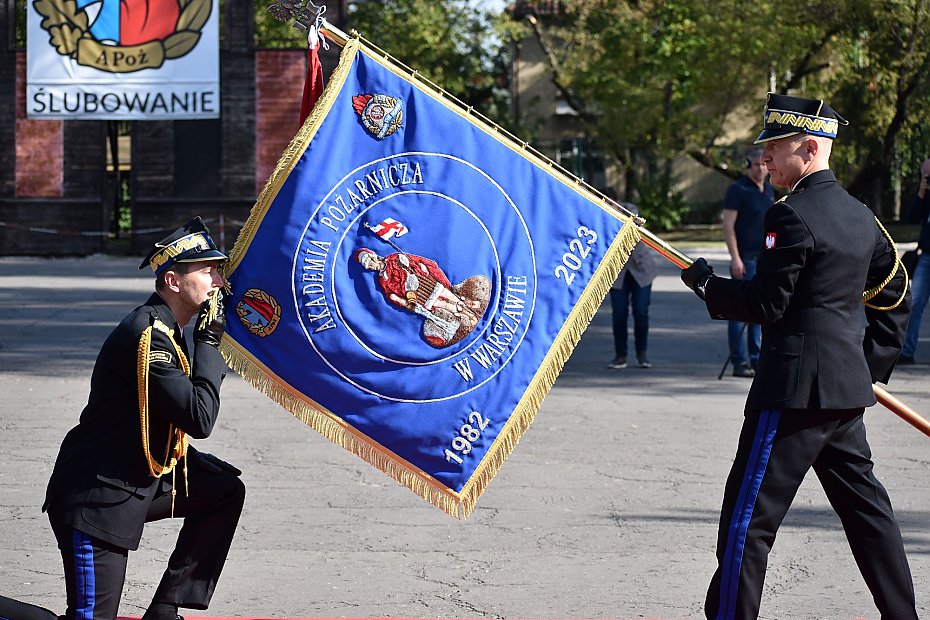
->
[[137, 314, 191, 516], [863, 217, 908, 310]]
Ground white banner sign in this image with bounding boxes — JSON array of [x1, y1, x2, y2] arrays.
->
[[27, 0, 219, 120]]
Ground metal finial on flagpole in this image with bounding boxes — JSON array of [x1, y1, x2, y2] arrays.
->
[[266, 0, 354, 47], [267, 0, 330, 50], [267, 0, 323, 30]]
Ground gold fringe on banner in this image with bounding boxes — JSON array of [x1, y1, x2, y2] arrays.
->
[[219, 339, 466, 516], [455, 223, 641, 516], [220, 28, 645, 518]]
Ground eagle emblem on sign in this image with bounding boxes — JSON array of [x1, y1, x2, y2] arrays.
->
[[352, 93, 404, 139]]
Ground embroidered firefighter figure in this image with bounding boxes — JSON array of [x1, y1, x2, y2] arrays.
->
[[352, 93, 404, 139], [354, 247, 491, 348], [765, 232, 777, 249]]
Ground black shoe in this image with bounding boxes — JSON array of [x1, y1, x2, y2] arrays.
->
[[637, 353, 651, 368], [142, 604, 183, 620], [608, 356, 627, 369], [898, 355, 915, 365], [733, 364, 755, 378], [143, 614, 183, 620]]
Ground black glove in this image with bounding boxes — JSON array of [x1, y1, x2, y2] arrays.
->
[[193, 290, 226, 348], [681, 258, 714, 300], [196, 451, 242, 476]]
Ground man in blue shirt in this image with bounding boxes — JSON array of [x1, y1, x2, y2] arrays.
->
[[899, 157, 930, 364], [722, 148, 775, 377]]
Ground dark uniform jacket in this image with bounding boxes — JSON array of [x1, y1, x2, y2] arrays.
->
[[703, 170, 911, 411], [43, 293, 227, 550]]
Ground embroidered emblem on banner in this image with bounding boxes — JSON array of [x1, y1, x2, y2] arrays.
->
[[237, 289, 281, 337], [353, 94, 404, 139], [293, 153, 534, 403], [353, 244, 492, 348], [765, 232, 777, 249], [33, 0, 211, 73]]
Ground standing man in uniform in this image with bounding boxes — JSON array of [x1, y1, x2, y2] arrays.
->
[[0, 217, 245, 620], [681, 93, 918, 619], [722, 148, 775, 378], [899, 157, 930, 364]]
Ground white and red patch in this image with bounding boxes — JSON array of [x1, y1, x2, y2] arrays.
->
[[764, 232, 777, 249]]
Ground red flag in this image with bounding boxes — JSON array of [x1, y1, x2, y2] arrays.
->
[[299, 37, 324, 126]]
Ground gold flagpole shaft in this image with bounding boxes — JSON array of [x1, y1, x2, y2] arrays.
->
[[639, 227, 693, 269], [320, 19, 351, 47], [642, 227, 930, 439], [872, 384, 930, 438]]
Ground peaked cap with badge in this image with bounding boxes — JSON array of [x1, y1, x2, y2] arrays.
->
[[140, 216, 227, 275], [754, 92, 848, 144]]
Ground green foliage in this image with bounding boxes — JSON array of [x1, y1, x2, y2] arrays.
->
[[254, 2, 305, 49], [636, 180, 689, 232], [15, 0, 26, 47], [522, 0, 930, 217], [347, 0, 512, 124]]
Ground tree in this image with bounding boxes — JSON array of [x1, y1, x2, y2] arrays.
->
[[346, 0, 513, 125], [823, 0, 930, 218], [515, 0, 930, 221], [516, 0, 782, 226]]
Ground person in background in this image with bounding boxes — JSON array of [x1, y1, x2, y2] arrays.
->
[[721, 147, 775, 378], [605, 192, 658, 369], [899, 157, 930, 364]]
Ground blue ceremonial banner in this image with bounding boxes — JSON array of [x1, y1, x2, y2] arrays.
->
[[222, 36, 640, 517]]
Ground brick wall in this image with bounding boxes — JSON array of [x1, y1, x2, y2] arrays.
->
[[255, 50, 305, 195], [15, 52, 63, 198], [0, 0, 15, 199]]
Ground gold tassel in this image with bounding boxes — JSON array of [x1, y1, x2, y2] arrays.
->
[[197, 288, 221, 332]]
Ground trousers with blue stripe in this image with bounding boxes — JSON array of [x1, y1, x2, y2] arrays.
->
[[704, 408, 918, 620], [0, 460, 244, 620]]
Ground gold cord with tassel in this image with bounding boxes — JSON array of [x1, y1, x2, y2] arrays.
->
[[137, 319, 192, 516], [863, 217, 909, 310]]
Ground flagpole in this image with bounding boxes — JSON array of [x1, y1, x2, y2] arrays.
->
[[640, 227, 930, 439], [319, 18, 351, 46], [873, 384, 930, 438]]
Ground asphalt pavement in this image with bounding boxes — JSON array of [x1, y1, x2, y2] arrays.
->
[[0, 252, 927, 619]]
